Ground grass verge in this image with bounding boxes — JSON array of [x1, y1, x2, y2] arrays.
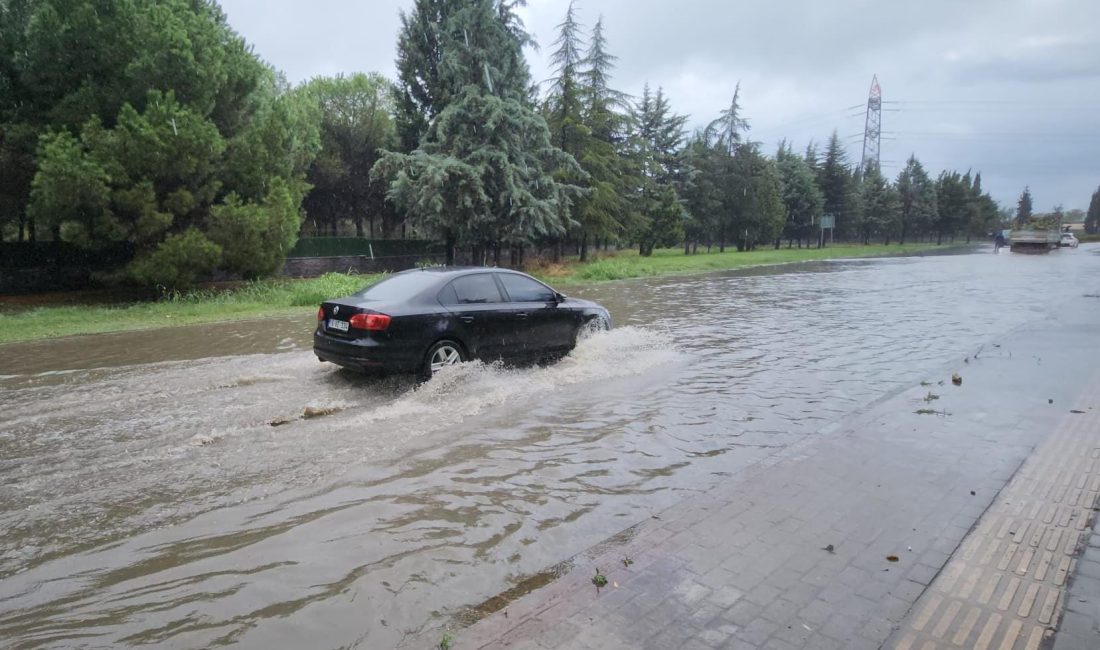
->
[[0, 272, 379, 345], [0, 242, 949, 345], [527, 242, 948, 284]]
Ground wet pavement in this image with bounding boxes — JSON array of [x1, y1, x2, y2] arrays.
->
[[1, 246, 1099, 649], [457, 253, 1100, 650]]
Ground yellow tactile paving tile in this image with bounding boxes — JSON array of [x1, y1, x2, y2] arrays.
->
[[886, 397, 1100, 650]]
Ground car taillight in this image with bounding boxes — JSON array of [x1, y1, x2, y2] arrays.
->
[[349, 313, 391, 331], [317, 306, 324, 321]]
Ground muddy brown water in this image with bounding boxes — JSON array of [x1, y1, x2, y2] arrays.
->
[[2, 248, 1098, 648]]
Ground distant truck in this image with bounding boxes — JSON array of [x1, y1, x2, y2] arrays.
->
[[1010, 217, 1061, 253]]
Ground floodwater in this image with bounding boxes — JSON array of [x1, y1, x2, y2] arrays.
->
[[2, 247, 1098, 649]]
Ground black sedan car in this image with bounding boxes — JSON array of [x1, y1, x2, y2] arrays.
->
[[314, 267, 611, 378]]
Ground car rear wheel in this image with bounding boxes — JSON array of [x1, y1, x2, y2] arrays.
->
[[422, 340, 465, 379]]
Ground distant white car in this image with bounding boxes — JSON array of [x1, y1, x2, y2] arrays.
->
[[1060, 232, 1079, 248]]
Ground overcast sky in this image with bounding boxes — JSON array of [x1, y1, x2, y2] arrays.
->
[[219, 0, 1100, 212]]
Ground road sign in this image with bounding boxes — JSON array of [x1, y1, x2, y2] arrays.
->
[[820, 215, 836, 229]]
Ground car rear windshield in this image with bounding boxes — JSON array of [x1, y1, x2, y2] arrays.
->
[[354, 272, 440, 301]]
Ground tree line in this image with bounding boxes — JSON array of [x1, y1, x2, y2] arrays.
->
[[0, 0, 1065, 288]]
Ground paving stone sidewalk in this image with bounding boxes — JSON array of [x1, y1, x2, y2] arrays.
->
[[450, 300, 1100, 650], [887, 392, 1100, 650]]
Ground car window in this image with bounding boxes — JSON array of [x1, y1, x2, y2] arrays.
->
[[449, 274, 503, 304], [498, 273, 555, 302], [437, 283, 459, 305], [354, 272, 440, 301]]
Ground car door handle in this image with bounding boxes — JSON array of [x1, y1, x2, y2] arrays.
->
[[459, 316, 475, 323], [515, 313, 528, 319]]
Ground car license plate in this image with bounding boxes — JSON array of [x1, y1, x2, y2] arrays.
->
[[328, 319, 349, 332]]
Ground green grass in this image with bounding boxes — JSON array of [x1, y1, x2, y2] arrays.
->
[[0, 242, 949, 345], [0, 272, 379, 344], [527, 242, 948, 285]]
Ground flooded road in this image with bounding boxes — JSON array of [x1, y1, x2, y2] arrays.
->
[[2, 247, 1098, 649]]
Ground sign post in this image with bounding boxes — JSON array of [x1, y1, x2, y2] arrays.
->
[[820, 214, 836, 248]]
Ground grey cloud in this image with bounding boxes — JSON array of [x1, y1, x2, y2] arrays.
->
[[219, 0, 1099, 209]]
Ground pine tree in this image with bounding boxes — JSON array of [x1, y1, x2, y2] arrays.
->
[[1087, 186, 1100, 234], [375, 0, 582, 265], [708, 83, 749, 156], [542, 2, 589, 261], [1016, 186, 1034, 225], [394, 0, 462, 152], [817, 131, 853, 240], [777, 143, 823, 248], [628, 84, 687, 256], [895, 155, 936, 244], [935, 171, 970, 244], [574, 14, 632, 259], [860, 165, 899, 244], [12, 0, 319, 286]]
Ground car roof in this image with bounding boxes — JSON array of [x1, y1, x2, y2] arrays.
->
[[393, 266, 531, 279]]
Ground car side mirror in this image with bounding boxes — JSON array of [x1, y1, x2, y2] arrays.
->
[[554, 292, 566, 303]]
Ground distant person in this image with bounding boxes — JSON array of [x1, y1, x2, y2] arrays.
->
[[994, 232, 1006, 253]]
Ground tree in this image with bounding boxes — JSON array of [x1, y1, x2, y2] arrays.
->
[[709, 83, 749, 156], [964, 172, 999, 242], [935, 171, 970, 244], [860, 165, 899, 244], [374, 0, 582, 265], [1087, 186, 1100, 234], [776, 143, 823, 248], [4, 0, 318, 286], [895, 155, 936, 244], [301, 73, 398, 238], [542, 1, 589, 261], [393, 0, 461, 152], [681, 132, 721, 252], [626, 84, 687, 256], [728, 143, 785, 251], [817, 131, 855, 240], [572, 13, 633, 260], [1015, 186, 1033, 225]]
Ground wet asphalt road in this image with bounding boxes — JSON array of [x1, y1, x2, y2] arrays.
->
[[1, 246, 1098, 649]]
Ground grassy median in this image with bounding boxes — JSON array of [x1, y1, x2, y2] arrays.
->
[[0, 242, 948, 344]]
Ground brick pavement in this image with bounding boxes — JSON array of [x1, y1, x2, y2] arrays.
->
[[887, 392, 1100, 650], [445, 300, 1100, 650]]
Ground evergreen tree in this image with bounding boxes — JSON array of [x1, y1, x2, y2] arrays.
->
[[895, 155, 936, 244], [1087, 186, 1100, 234], [374, 0, 582, 265], [1016, 186, 1034, 225], [7, 0, 319, 286], [709, 83, 749, 156], [965, 172, 998, 241], [860, 165, 899, 244], [393, 0, 461, 152], [627, 84, 687, 256], [542, 2, 594, 260], [574, 14, 632, 259], [817, 131, 854, 240], [777, 143, 823, 248], [729, 143, 785, 251], [697, 85, 751, 251], [681, 132, 721, 252], [935, 171, 970, 244]]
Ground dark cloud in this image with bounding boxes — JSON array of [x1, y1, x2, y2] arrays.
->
[[218, 0, 1100, 209]]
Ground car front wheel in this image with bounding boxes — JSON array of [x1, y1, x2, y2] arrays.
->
[[577, 314, 611, 342], [422, 340, 465, 379]]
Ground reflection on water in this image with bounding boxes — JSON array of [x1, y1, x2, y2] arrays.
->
[[1, 248, 1098, 648]]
